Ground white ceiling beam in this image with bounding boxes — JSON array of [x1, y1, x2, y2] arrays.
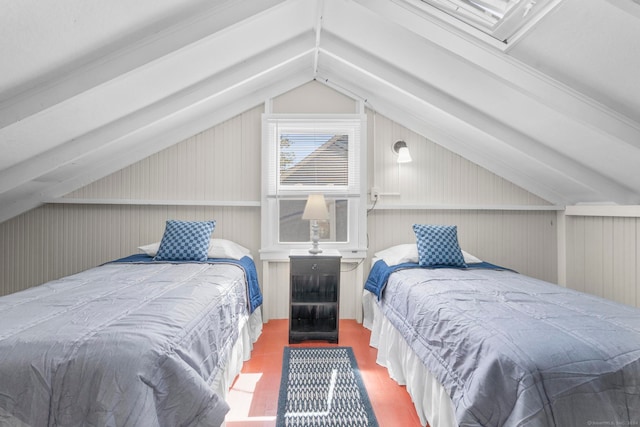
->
[[316, 35, 639, 204], [319, 66, 570, 205], [0, 38, 315, 196], [42, 73, 313, 201], [313, 0, 325, 75], [0, 0, 318, 172], [0, 62, 314, 224], [0, 0, 288, 130]]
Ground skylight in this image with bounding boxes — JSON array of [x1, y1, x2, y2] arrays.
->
[[415, 0, 561, 44]]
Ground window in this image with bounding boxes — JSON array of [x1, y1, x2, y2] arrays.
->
[[407, 0, 561, 44], [261, 115, 367, 257]]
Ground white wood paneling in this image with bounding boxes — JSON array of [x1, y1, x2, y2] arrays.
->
[[367, 209, 558, 283], [0, 204, 261, 298], [368, 112, 551, 207], [366, 108, 558, 284], [66, 106, 263, 202], [261, 260, 290, 323], [566, 215, 640, 307]]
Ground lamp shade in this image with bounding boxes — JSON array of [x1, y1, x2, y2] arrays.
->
[[302, 194, 329, 220], [397, 146, 412, 163], [393, 140, 412, 163]]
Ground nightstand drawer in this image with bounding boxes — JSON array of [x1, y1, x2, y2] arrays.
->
[[290, 257, 340, 277]]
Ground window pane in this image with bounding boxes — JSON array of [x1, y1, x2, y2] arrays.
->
[[279, 133, 348, 187], [415, 0, 558, 41], [279, 199, 349, 243]]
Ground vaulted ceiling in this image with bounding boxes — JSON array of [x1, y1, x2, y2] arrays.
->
[[1, 0, 639, 223]]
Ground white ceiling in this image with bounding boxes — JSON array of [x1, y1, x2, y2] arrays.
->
[[1, 0, 639, 223]]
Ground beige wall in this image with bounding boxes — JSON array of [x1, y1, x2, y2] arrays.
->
[[365, 110, 557, 283], [0, 81, 566, 318], [565, 214, 640, 307], [0, 204, 260, 296]]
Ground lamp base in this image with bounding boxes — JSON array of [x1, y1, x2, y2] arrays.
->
[[308, 220, 322, 254]]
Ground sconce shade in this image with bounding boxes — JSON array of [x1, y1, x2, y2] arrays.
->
[[302, 194, 329, 220], [393, 140, 412, 163]]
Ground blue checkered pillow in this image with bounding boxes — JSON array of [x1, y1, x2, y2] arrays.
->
[[412, 224, 466, 268], [154, 220, 216, 261]]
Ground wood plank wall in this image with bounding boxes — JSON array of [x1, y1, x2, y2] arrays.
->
[[0, 204, 260, 296], [566, 215, 640, 307], [367, 209, 558, 283], [365, 111, 557, 283]]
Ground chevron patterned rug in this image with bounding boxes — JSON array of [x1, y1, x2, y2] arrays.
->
[[276, 347, 379, 427]]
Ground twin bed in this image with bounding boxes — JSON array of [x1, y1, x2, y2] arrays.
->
[[0, 220, 262, 427], [364, 225, 640, 427]]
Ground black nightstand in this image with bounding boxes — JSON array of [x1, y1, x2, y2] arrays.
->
[[289, 249, 341, 344]]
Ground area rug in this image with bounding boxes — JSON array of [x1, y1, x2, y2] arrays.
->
[[276, 346, 379, 427]]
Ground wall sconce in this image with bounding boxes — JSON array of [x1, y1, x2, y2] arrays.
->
[[302, 194, 329, 254], [392, 140, 412, 163]]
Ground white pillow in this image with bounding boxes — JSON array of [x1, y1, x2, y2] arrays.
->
[[462, 250, 482, 264], [138, 242, 161, 257], [374, 244, 418, 266], [207, 238, 252, 260], [374, 243, 481, 266], [138, 238, 251, 260]]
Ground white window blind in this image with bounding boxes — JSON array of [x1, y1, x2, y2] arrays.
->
[[279, 133, 348, 188], [264, 115, 362, 197]]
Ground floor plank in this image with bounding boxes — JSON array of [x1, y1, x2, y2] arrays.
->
[[225, 319, 424, 427]]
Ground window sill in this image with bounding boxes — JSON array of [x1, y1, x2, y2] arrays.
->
[[259, 247, 367, 262]]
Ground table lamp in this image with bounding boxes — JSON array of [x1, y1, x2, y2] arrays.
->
[[302, 194, 329, 254]]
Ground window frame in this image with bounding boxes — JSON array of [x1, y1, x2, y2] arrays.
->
[[260, 114, 367, 260], [402, 0, 562, 45]]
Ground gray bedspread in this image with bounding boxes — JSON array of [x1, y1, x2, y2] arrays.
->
[[380, 267, 640, 426], [0, 261, 252, 427]]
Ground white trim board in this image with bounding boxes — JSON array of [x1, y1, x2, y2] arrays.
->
[[45, 198, 261, 207], [565, 205, 640, 217], [368, 204, 563, 211]]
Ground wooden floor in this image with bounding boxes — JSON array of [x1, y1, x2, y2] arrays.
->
[[225, 319, 424, 427]]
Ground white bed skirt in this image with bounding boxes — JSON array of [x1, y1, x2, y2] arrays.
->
[[363, 291, 457, 427], [213, 307, 263, 400]]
